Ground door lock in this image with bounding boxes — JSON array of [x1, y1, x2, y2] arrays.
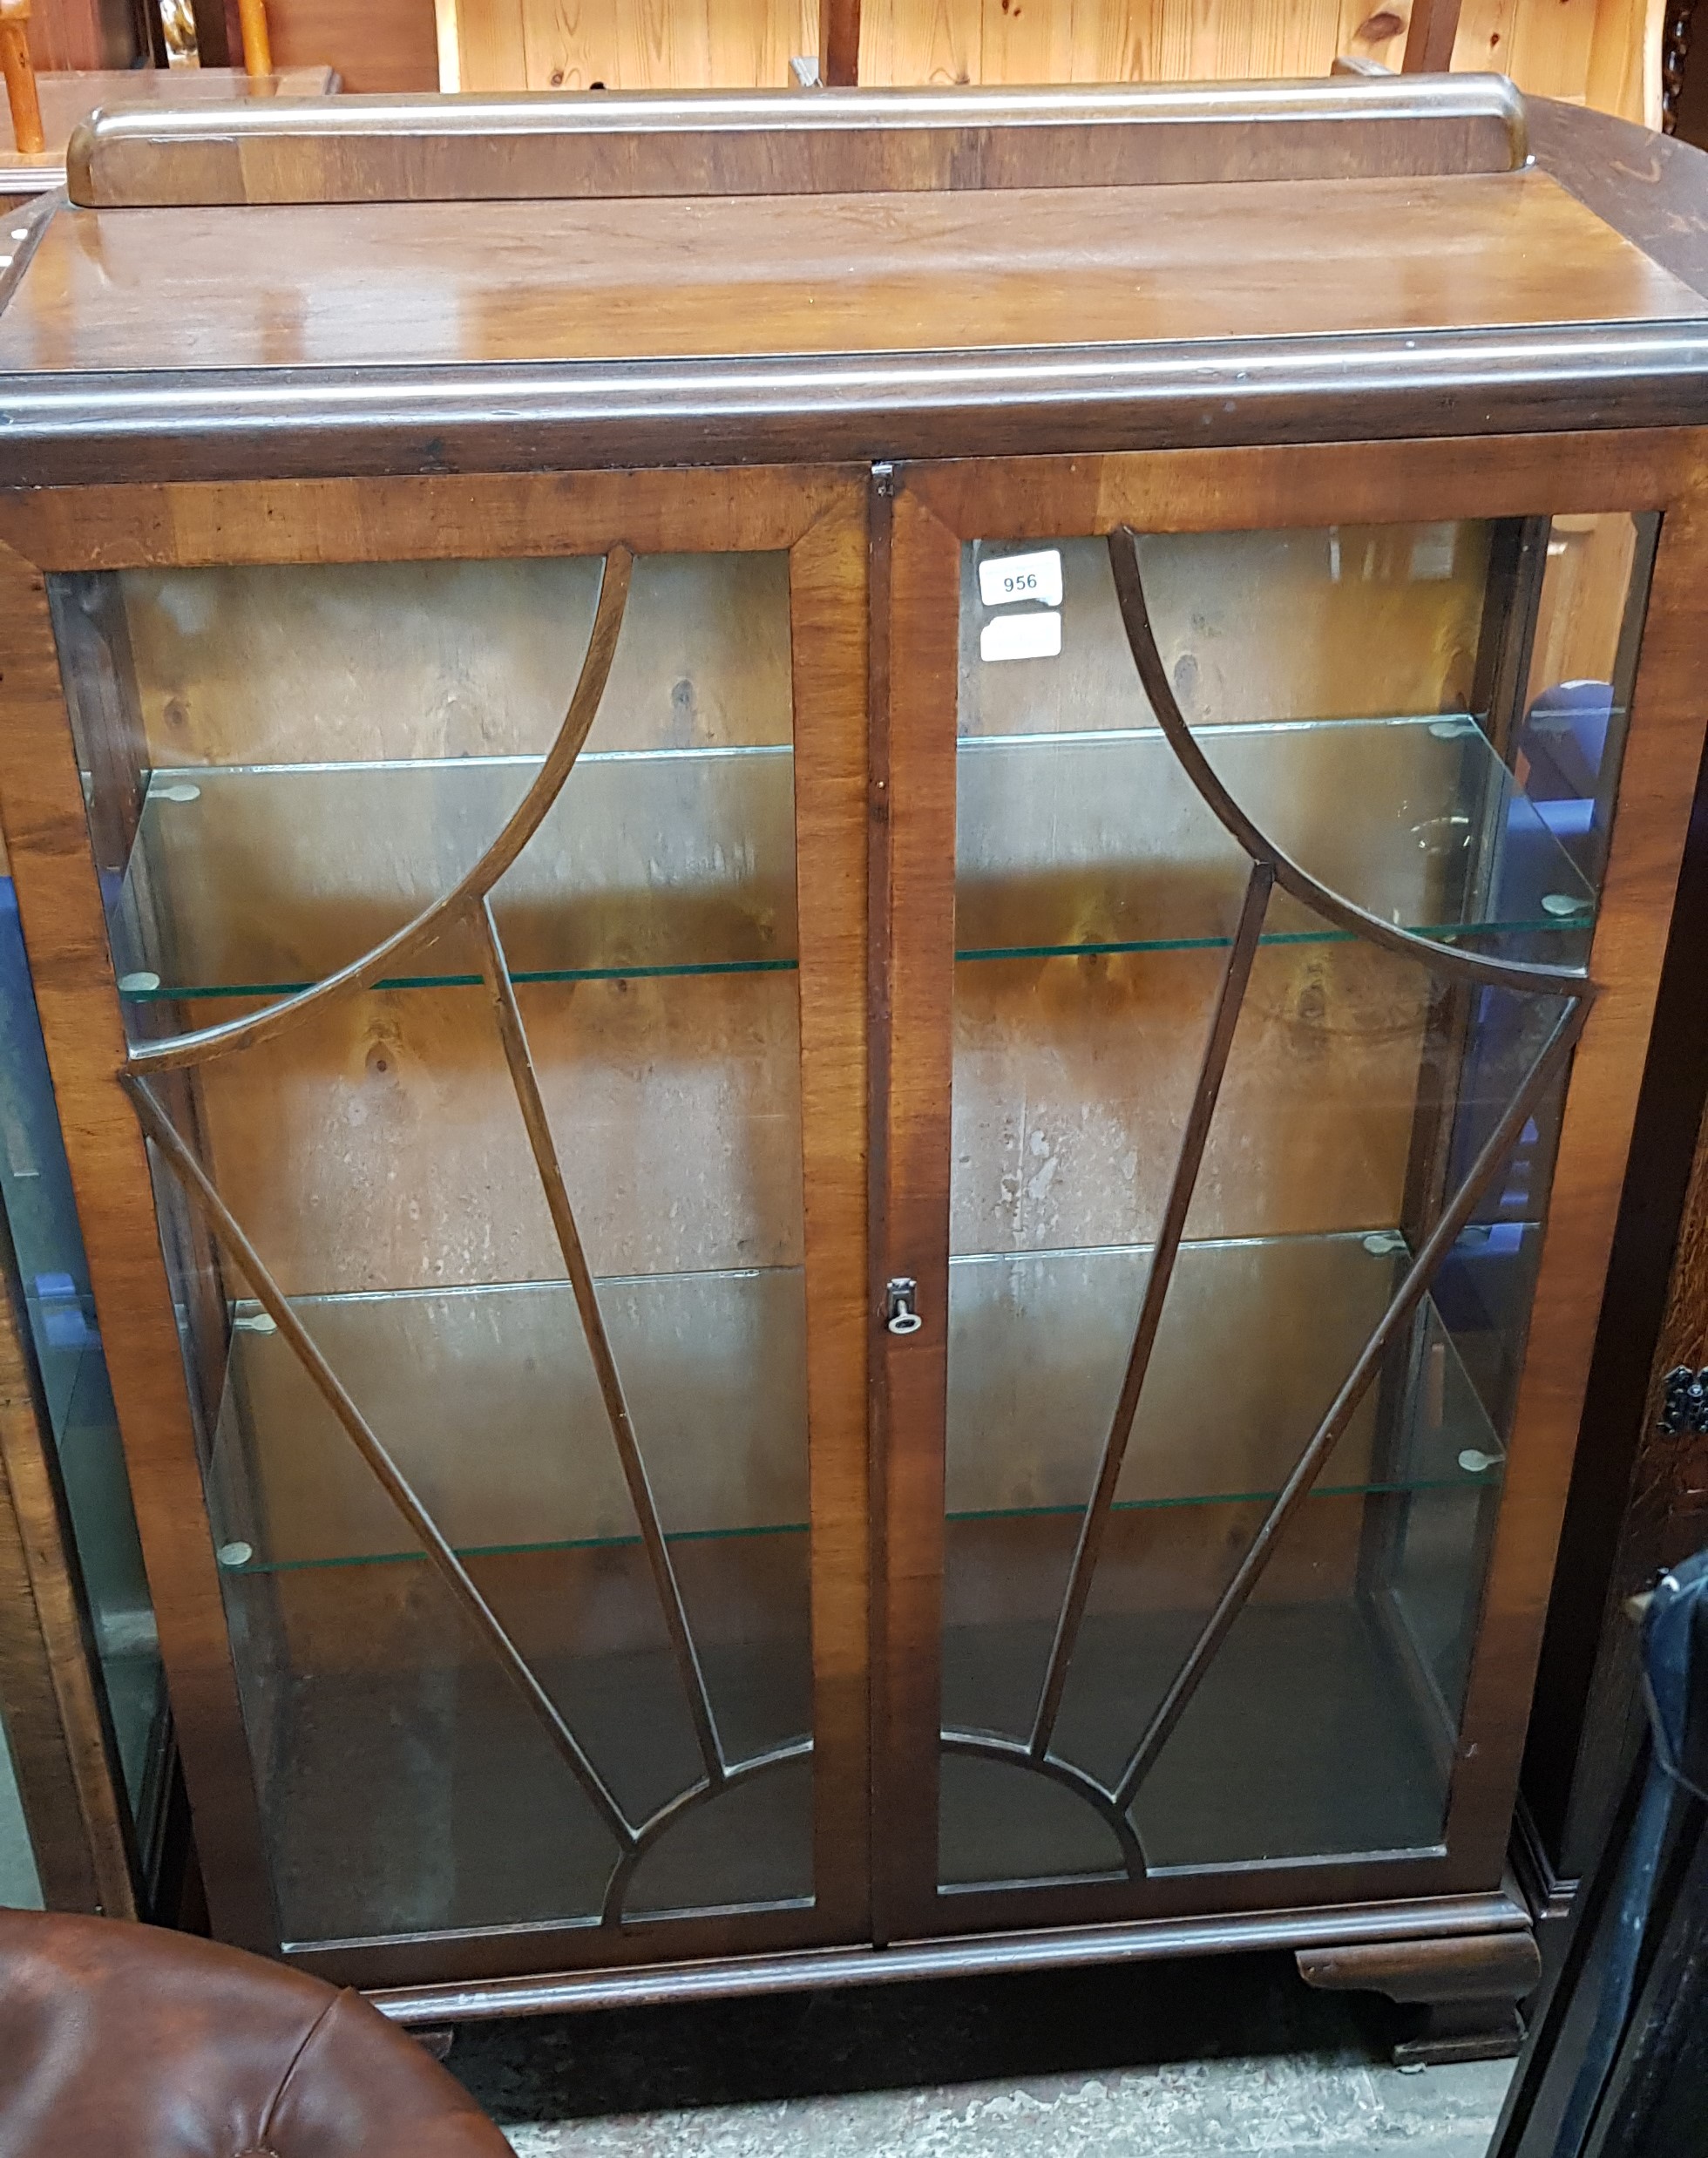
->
[[885, 1278, 923, 1336], [1661, 1366, 1708, 1435]]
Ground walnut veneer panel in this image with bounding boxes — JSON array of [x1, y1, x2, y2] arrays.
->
[[2, 166, 1700, 375]]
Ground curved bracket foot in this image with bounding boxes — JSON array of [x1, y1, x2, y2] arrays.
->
[[1297, 1929, 1541, 2066]]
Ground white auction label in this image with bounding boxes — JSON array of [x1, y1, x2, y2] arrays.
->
[[980, 611, 1063, 664], [978, 549, 1064, 609]]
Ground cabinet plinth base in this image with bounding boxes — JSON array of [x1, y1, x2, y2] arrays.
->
[[1296, 1930, 1541, 2066], [354, 1889, 1535, 2022], [1391, 2002, 1525, 2068]]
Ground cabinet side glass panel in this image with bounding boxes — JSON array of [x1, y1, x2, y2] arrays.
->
[[940, 521, 1645, 1891], [2, 844, 166, 1869], [0, 1712, 43, 1909], [51, 553, 814, 1945]]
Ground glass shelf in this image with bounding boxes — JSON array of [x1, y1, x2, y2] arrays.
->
[[211, 1268, 818, 1941], [954, 714, 1595, 966], [207, 1233, 1499, 1580], [946, 1232, 1505, 1523], [207, 1267, 811, 1577], [939, 1239, 1505, 1881], [111, 717, 1591, 1003], [112, 745, 799, 1002]]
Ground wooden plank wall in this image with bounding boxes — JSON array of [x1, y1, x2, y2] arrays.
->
[[448, 0, 813, 93], [1454, 0, 1660, 124], [437, 0, 1661, 127], [858, 0, 1409, 89]]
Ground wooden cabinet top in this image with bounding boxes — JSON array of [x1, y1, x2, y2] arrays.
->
[[3, 78, 1707, 483]]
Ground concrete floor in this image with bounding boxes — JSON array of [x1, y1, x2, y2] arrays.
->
[[451, 1952, 1514, 2158], [501, 2054, 1511, 2157]]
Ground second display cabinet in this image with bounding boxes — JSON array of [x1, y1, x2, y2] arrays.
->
[[1, 74, 1705, 2057]]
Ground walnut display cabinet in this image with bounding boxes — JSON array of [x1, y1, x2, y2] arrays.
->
[[2, 73, 1707, 2060]]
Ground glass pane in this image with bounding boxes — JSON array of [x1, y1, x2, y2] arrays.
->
[[941, 519, 1643, 1891], [56, 552, 813, 1947], [0, 1712, 44, 1909], [1, 874, 166, 1842], [1519, 512, 1654, 896]]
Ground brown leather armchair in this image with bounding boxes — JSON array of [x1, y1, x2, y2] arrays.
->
[[0, 1909, 512, 2155]]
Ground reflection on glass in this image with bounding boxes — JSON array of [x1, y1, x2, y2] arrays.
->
[[1509, 512, 1653, 916], [956, 719, 1593, 964], [0, 1713, 44, 1910], [58, 553, 815, 1945], [941, 519, 1641, 1891], [207, 1271, 814, 1939], [113, 746, 798, 1001], [1, 877, 165, 1849]]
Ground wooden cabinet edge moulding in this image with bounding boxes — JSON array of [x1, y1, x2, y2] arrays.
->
[[1514, 424, 1708, 1948]]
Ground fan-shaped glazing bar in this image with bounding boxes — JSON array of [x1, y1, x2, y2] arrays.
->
[[941, 1731, 1147, 1881], [599, 1740, 814, 1926], [1027, 860, 1273, 1759], [473, 895, 726, 1786], [125, 1072, 640, 1856], [1109, 995, 1588, 1814]]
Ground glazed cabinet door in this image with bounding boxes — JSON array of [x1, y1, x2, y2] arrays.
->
[[872, 444, 1707, 1943], [0, 472, 871, 1985]]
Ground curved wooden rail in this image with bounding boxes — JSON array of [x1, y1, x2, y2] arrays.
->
[[940, 1733, 1149, 1881], [599, 1741, 813, 1924], [1108, 526, 1596, 1001], [128, 546, 634, 1076]]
